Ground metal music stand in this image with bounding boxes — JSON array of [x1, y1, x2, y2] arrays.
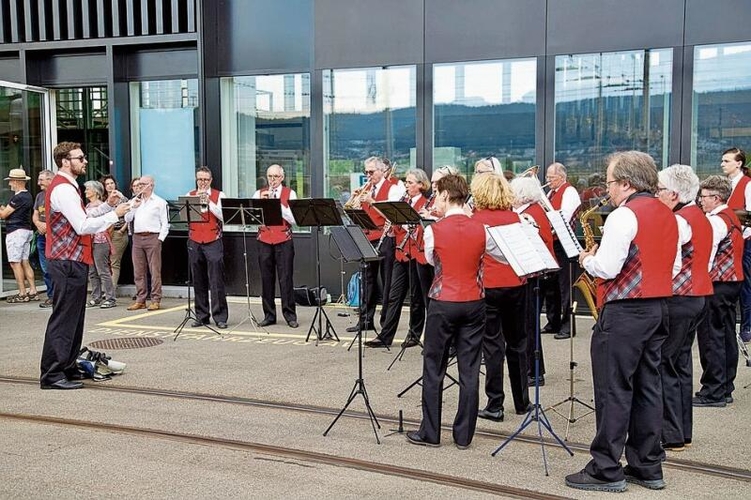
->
[[222, 198, 279, 332], [289, 198, 342, 343], [324, 225, 382, 443], [170, 196, 222, 340]]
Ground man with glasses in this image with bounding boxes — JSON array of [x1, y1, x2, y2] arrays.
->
[[186, 166, 228, 329], [125, 175, 169, 311], [40, 142, 130, 389], [694, 176, 743, 408], [252, 164, 298, 328]]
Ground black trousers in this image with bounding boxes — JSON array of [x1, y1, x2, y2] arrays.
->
[[482, 286, 530, 413], [189, 239, 228, 324], [543, 241, 572, 334], [418, 299, 485, 447], [586, 298, 668, 483], [379, 236, 395, 325], [662, 295, 705, 445], [40, 260, 89, 385], [416, 261, 434, 309], [525, 280, 545, 377], [378, 259, 426, 345], [697, 281, 742, 401], [362, 236, 394, 327], [258, 239, 296, 323]]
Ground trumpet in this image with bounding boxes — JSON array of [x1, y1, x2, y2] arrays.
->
[[343, 179, 374, 209], [199, 190, 210, 211]]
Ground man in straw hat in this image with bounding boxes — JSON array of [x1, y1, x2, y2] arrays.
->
[[0, 167, 40, 303]]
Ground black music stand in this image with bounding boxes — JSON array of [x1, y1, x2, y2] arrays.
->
[[324, 225, 382, 443], [222, 198, 279, 332], [289, 198, 342, 343], [170, 197, 222, 340]]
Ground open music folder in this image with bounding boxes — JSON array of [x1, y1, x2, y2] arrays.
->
[[546, 210, 583, 259], [486, 223, 560, 278]]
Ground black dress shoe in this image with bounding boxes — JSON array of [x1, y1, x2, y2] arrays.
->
[[65, 371, 85, 381], [364, 338, 390, 348], [216, 322, 228, 329], [405, 430, 440, 447], [516, 403, 533, 415], [287, 320, 299, 328], [41, 379, 84, 390], [401, 336, 420, 348], [478, 408, 504, 422], [554, 331, 573, 340], [191, 320, 209, 328], [346, 323, 374, 333], [258, 318, 276, 327]]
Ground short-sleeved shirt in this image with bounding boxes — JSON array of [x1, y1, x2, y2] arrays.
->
[[7, 190, 33, 234], [34, 191, 46, 223]]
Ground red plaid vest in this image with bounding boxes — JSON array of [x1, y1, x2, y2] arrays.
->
[[428, 215, 486, 302], [472, 209, 525, 288], [673, 204, 713, 296], [709, 208, 744, 282], [45, 174, 93, 265]]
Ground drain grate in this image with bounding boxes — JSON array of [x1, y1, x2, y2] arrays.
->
[[88, 338, 164, 350]]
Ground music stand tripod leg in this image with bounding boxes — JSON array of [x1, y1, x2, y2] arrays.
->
[[174, 234, 222, 341]]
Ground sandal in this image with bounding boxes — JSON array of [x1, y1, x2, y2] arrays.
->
[[26, 292, 41, 301], [7, 294, 30, 304]]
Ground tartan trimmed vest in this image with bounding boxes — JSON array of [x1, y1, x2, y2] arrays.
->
[[710, 207, 744, 282], [472, 209, 525, 288], [597, 195, 677, 305], [45, 174, 93, 265], [395, 194, 428, 264], [523, 202, 556, 256], [674, 204, 713, 296], [727, 175, 750, 210], [362, 179, 392, 242], [188, 188, 222, 244], [428, 214, 486, 302], [257, 186, 292, 245]]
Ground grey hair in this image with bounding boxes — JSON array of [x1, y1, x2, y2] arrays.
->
[[510, 177, 544, 205], [364, 156, 386, 172], [658, 164, 700, 204], [406, 168, 430, 192], [607, 151, 658, 193], [475, 157, 502, 174], [434, 165, 459, 178], [700, 175, 732, 203], [39, 169, 55, 179], [84, 180, 105, 199], [549, 162, 568, 178]]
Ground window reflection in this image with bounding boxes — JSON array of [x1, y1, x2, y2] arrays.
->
[[221, 74, 311, 205], [130, 79, 199, 201], [692, 42, 751, 178], [433, 58, 537, 179], [323, 66, 416, 204], [554, 49, 672, 194]]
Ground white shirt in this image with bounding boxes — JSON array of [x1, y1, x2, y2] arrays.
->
[[251, 187, 298, 226], [372, 177, 406, 202], [550, 184, 581, 224], [49, 171, 118, 235], [728, 171, 751, 238], [674, 212, 691, 276], [423, 207, 506, 266], [125, 192, 170, 241], [706, 204, 731, 269]]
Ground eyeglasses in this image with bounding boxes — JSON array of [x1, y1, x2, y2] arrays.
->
[[364, 170, 377, 175], [605, 179, 621, 186], [67, 154, 87, 162], [267, 174, 283, 179], [196, 177, 212, 182], [655, 187, 668, 194], [698, 193, 718, 199]]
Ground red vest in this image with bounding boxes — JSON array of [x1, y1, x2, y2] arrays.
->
[[597, 195, 677, 305], [428, 214, 486, 302], [727, 175, 750, 210], [395, 194, 428, 264], [522, 202, 555, 257], [188, 188, 222, 244], [674, 204, 713, 296], [362, 180, 392, 242], [548, 182, 578, 235], [257, 186, 292, 245], [710, 207, 744, 282], [472, 209, 525, 288], [45, 174, 93, 265]]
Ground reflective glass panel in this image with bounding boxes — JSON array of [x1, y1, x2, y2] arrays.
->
[[220, 74, 311, 203], [554, 49, 673, 191], [434, 58, 537, 178], [323, 66, 416, 204], [130, 79, 199, 201], [692, 42, 751, 177]]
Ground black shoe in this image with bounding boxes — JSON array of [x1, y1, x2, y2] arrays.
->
[[65, 371, 85, 381], [401, 336, 420, 348], [541, 324, 557, 334], [528, 375, 545, 386], [41, 379, 84, 390], [455, 442, 470, 450], [726, 395, 734, 404], [516, 403, 533, 415], [662, 442, 685, 452], [692, 396, 726, 407], [346, 323, 374, 333], [287, 320, 299, 328], [258, 318, 276, 327], [623, 465, 666, 490], [191, 320, 209, 328], [478, 408, 504, 422], [364, 338, 390, 348], [405, 430, 440, 447], [216, 322, 228, 329], [565, 470, 627, 492], [554, 331, 572, 340], [39, 298, 53, 308]]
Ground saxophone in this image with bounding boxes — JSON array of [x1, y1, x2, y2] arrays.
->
[[573, 197, 610, 320]]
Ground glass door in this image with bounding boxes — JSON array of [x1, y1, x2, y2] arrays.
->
[[0, 80, 54, 297]]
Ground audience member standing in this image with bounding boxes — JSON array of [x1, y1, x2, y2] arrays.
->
[[100, 174, 130, 290], [84, 180, 117, 309], [125, 175, 169, 311], [33, 170, 55, 308]]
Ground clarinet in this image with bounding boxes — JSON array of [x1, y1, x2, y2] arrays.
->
[[376, 193, 409, 252]]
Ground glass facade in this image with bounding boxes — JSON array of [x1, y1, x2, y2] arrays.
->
[[323, 66, 416, 204], [692, 42, 751, 178], [220, 74, 311, 200], [554, 49, 673, 191], [55, 87, 109, 183], [433, 58, 537, 178], [130, 79, 199, 201]]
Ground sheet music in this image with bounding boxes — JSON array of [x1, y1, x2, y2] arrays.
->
[[486, 223, 560, 278], [546, 209, 583, 258]]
